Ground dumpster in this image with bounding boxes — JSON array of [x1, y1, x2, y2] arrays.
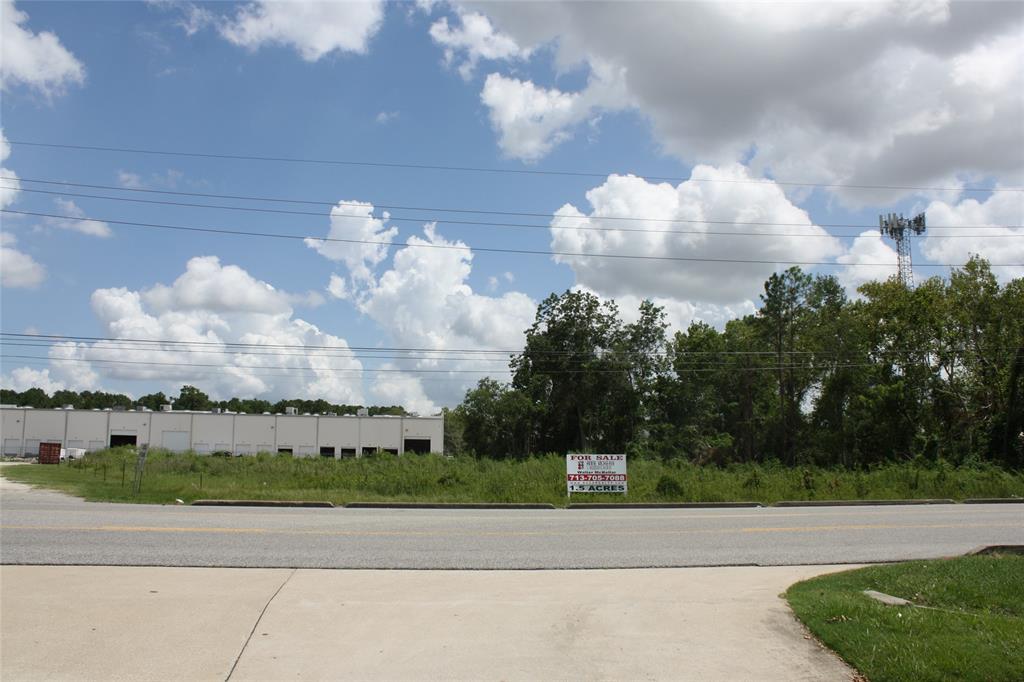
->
[[38, 442, 62, 464]]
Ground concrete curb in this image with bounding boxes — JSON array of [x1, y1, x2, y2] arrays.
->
[[962, 498, 1024, 504], [567, 502, 762, 509], [773, 499, 955, 507], [967, 544, 1024, 555], [344, 502, 557, 510], [191, 500, 335, 508]]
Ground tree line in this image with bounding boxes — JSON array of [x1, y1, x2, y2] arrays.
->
[[445, 257, 1024, 468], [0, 384, 407, 417]]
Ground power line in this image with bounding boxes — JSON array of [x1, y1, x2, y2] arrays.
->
[[8, 139, 1020, 193], [7, 341, 995, 366], [2, 333, 1002, 360], [0, 353, 906, 375], [0, 356, 488, 387], [3, 176, 1016, 231], [0, 342, 518, 366], [4, 183, 1017, 239], [0, 354, 511, 374], [6, 208, 1017, 268]]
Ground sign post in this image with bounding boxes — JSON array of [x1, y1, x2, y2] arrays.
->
[[566, 454, 627, 496]]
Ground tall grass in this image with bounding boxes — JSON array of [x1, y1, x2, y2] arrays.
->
[[4, 448, 1022, 506]]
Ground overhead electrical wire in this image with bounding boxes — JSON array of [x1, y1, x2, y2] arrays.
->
[[0, 356, 492, 386], [5, 209, 1019, 268], [7, 139, 1021, 193], [2, 183, 1018, 239], [0, 354, 511, 374], [2, 333, 1002, 360], [4, 342, 994, 367], [2, 176, 1017, 232], [0, 353, 912, 376], [0, 342, 517, 366]]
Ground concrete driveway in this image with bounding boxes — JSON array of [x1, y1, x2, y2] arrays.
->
[[1, 564, 857, 681]]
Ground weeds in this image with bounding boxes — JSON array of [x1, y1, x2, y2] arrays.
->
[[3, 449, 1022, 506]]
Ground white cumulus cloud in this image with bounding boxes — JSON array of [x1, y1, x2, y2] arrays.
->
[[835, 230, 901, 293], [217, 0, 384, 60], [40, 256, 366, 402], [0, 366, 65, 393], [0, 231, 45, 288], [304, 200, 398, 289], [0, 0, 85, 96], [430, 9, 530, 79], [307, 211, 538, 410], [549, 165, 844, 307], [0, 128, 20, 209], [43, 198, 112, 238], [455, 2, 1023, 203], [481, 61, 629, 162], [921, 190, 1024, 281]]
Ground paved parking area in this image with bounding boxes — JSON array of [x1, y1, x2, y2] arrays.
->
[[1, 564, 857, 681]]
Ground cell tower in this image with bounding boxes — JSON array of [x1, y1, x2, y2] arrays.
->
[[879, 212, 926, 287]]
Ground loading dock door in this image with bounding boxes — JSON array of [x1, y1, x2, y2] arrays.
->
[[110, 434, 137, 447], [404, 439, 431, 454], [162, 431, 190, 452]]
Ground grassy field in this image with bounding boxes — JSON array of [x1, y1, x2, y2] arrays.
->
[[2, 448, 1022, 506], [787, 555, 1024, 682]]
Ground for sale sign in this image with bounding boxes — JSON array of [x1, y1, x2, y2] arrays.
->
[[566, 454, 627, 494]]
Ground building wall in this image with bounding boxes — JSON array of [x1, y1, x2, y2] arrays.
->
[[274, 416, 317, 455], [151, 412, 193, 452], [359, 417, 402, 453], [2, 408, 26, 455], [317, 417, 360, 456], [66, 411, 108, 451], [233, 415, 275, 455], [108, 412, 152, 447], [23, 410, 68, 456], [191, 414, 234, 454], [0, 408, 443, 457], [402, 417, 443, 453]]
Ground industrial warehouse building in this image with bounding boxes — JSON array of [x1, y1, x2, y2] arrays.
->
[[0, 406, 443, 458]]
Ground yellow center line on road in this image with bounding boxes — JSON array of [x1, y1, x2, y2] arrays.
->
[[2, 521, 1021, 538]]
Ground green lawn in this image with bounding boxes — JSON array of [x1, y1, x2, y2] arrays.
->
[[787, 555, 1024, 682], [2, 448, 1022, 506]]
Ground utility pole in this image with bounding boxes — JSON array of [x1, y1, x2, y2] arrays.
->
[[879, 212, 926, 287]]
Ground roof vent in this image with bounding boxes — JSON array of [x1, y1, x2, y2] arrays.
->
[[285, 406, 298, 415], [357, 407, 369, 417], [63, 404, 74, 410]]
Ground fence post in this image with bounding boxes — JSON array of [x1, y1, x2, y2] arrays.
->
[[131, 445, 149, 496]]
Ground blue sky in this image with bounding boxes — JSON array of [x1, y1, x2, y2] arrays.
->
[[1, 1, 1021, 412]]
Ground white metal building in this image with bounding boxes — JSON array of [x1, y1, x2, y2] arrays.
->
[[0, 406, 443, 458]]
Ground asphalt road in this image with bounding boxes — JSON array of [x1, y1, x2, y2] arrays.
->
[[2, 476, 1021, 569]]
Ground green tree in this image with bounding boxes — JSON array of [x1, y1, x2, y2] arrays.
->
[[511, 290, 652, 454], [758, 267, 814, 463], [456, 378, 532, 458], [14, 387, 50, 408], [137, 391, 168, 411], [175, 385, 211, 411]]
